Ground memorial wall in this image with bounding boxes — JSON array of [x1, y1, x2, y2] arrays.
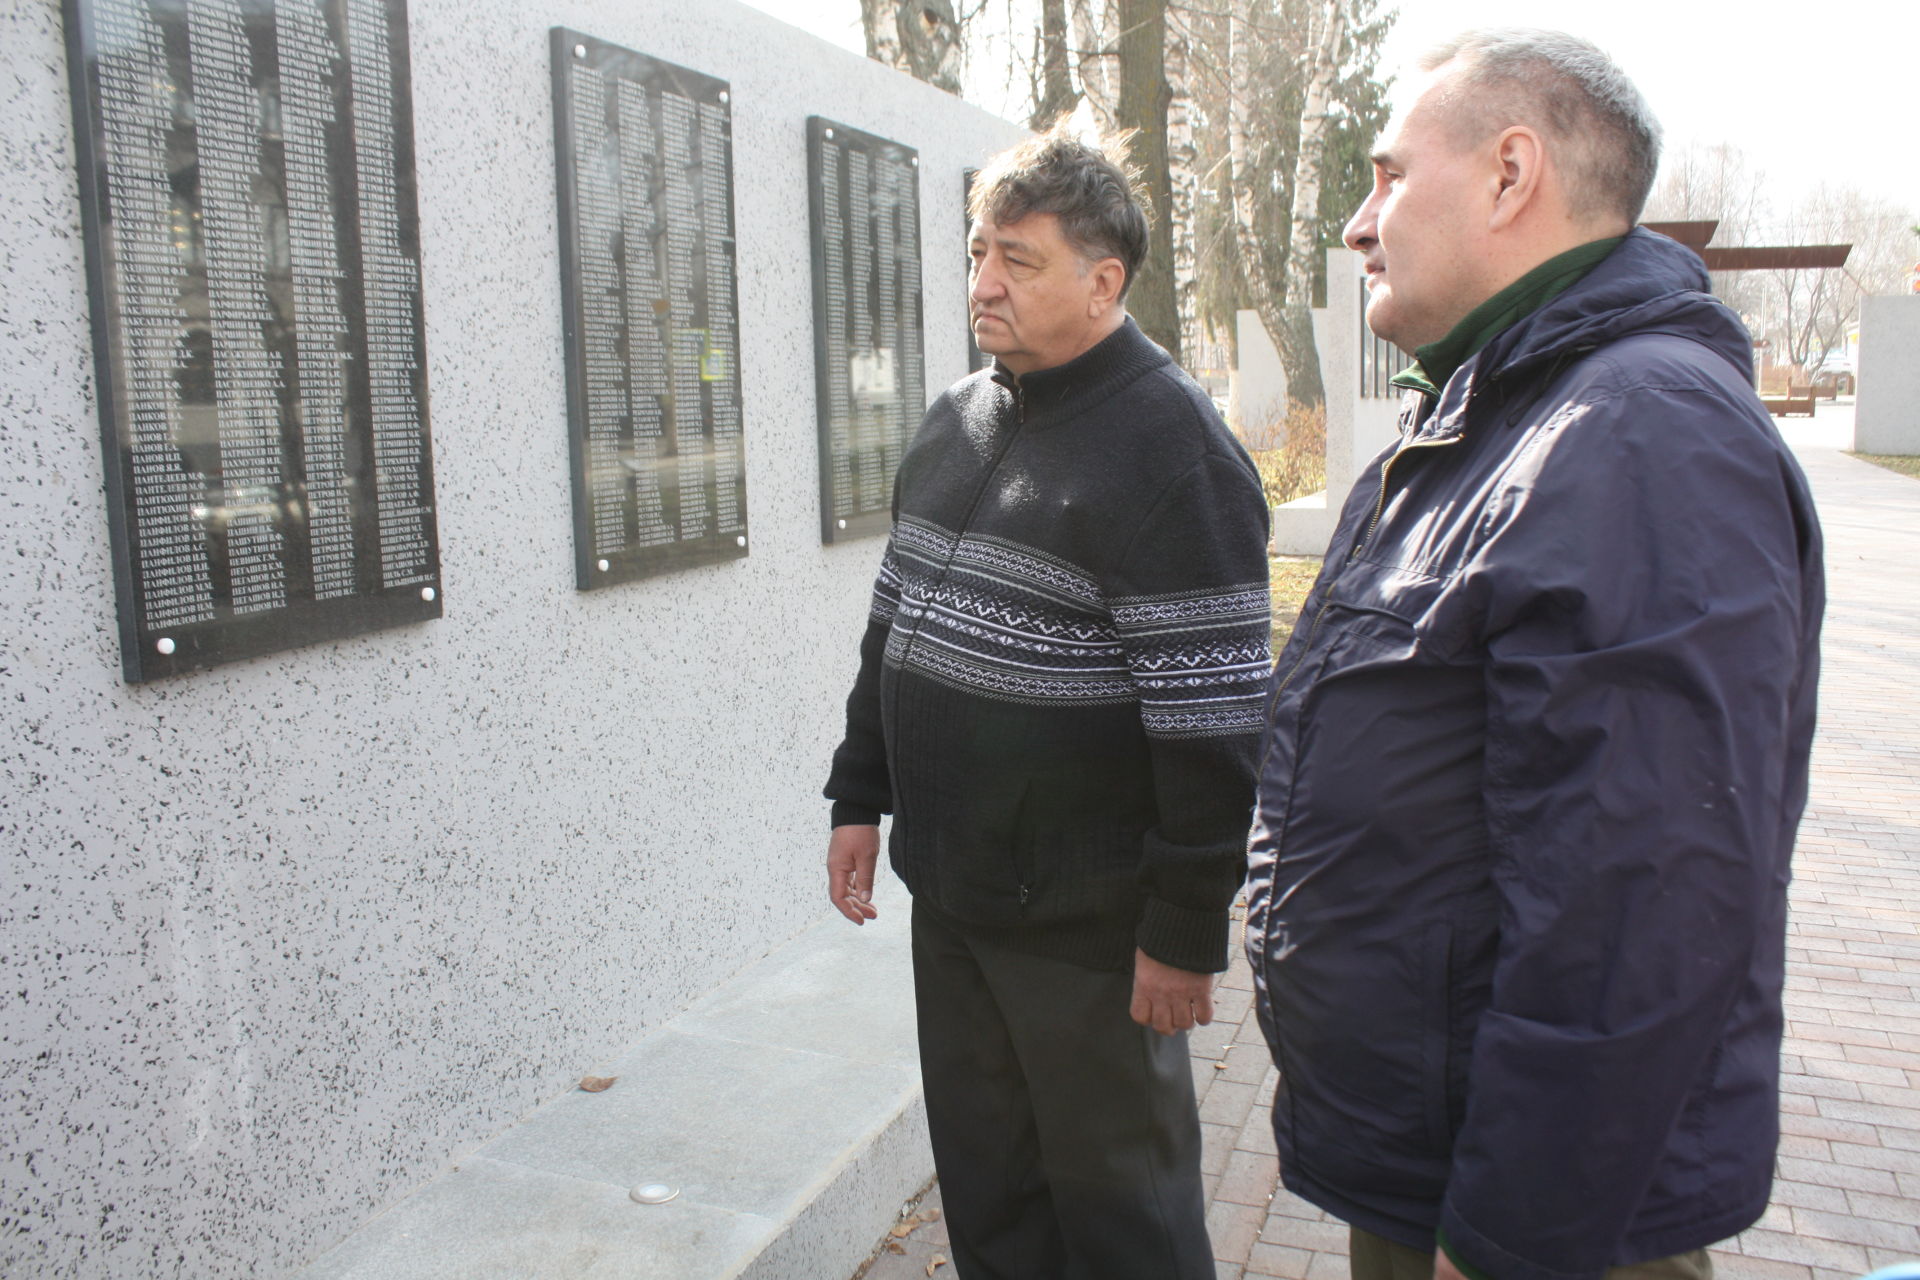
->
[[0, 0, 1026, 1272]]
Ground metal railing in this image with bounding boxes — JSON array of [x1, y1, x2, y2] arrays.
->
[[1359, 278, 1414, 399]]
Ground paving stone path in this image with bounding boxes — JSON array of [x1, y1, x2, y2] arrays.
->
[[859, 426, 1920, 1280]]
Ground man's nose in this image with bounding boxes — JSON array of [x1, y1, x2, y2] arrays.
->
[[1342, 196, 1378, 253], [970, 258, 1005, 303]]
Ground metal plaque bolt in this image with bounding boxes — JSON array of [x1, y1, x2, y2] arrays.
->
[[735, 535, 747, 548], [630, 1183, 679, 1205], [573, 44, 586, 59], [718, 91, 729, 105], [155, 637, 176, 656], [837, 519, 847, 530], [824, 127, 835, 141], [597, 558, 610, 572], [421, 586, 437, 602], [910, 156, 918, 167]]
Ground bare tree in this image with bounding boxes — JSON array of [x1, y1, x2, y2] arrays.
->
[[1166, 8, 1200, 356], [1071, 0, 1119, 129], [1771, 185, 1915, 370], [1226, 0, 1285, 383], [1647, 145, 1917, 372], [862, 0, 965, 93], [1271, 0, 1346, 408], [1220, 0, 1383, 411], [1115, 0, 1180, 359], [1030, 0, 1078, 127], [1644, 142, 1769, 327]]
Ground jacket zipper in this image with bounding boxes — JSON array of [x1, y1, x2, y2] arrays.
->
[[1352, 432, 1463, 559]]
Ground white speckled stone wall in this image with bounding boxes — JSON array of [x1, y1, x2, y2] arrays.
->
[[0, 1, 1025, 1273]]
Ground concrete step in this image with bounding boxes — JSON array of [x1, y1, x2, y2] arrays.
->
[[291, 881, 927, 1280]]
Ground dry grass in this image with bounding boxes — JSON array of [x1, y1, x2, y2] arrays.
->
[[1246, 405, 1328, 509], [1269, 554, 1323, 651], [1848, 452, 1920, 481]]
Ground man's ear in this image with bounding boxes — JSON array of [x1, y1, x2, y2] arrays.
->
[[1087, 257, 1127, 314], [1487, 125, 1546, 232]]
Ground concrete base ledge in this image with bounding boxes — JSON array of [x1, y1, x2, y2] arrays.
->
[[292, 882, 927, 1280]]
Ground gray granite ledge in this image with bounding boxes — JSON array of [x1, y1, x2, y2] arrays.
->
[[291, 882, 927, 1280]]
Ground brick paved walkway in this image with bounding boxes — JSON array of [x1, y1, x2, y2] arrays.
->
[[859, 431, 1920, 1280]]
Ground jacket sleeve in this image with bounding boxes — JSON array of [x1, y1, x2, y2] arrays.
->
[[1108, 451, 1274, 972], [822, 540, 903, 827], [1439, 384, 1822, 1280]]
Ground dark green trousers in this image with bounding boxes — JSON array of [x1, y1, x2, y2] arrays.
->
[[1349, 1227, 1715, 1280]]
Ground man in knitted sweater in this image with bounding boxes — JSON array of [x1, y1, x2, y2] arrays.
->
[[823, 125, 1272, 1280]]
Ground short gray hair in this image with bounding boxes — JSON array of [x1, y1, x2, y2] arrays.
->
[[968, 120, 1150, 300], [1420, 28, 1662, 225]]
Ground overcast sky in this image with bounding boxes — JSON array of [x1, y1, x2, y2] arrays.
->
[[741, 0, 1919, 232]]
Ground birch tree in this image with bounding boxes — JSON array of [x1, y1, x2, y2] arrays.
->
[[861, 0, 965, 94], [1225, 0, 1291, 395], [1270, 0, 1346, 406], [1166, 9, 1200, 356], [1071, 0, 1119, 130]]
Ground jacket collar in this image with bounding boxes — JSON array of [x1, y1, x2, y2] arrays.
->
[[989, 317, 1171, 425], [1412, 229, 1752, 442]]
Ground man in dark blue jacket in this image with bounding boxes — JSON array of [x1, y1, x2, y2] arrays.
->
[[1246, 28, 1825, 1280]]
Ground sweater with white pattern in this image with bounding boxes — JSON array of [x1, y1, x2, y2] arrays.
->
[[825, 319, 1272, 973]]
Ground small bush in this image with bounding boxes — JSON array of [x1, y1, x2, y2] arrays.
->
[[1246, 404, 1328, 508]]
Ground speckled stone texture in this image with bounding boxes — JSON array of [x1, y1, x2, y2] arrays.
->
[[0, 1, 1024, 1274]]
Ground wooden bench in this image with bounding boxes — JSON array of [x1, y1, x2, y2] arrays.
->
[[1761, 385, 1817, 417]]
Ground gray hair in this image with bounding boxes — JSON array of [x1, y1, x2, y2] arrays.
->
[[967, 120, 1150, 300], [1420, 28, 1662, 225]]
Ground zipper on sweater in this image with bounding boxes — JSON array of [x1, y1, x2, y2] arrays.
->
[[894, 379, 1029, 676]]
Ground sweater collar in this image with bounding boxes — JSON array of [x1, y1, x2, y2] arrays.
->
[[990, 316, 1171, 424]]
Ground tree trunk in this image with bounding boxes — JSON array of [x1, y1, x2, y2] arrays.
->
[[1115, 0, 1179, 361], [1275, 0, 1345, 410], [1031, 0, 1078, 128], [862, 0, 902, 66], [1071, 0, 1118, 130], [902, 0, 965, 94], [1227, 0, 1293, 418], [1166, 11, 1200, 362], [863, 0, 963, 95]]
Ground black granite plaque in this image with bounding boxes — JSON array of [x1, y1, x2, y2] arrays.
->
[[64, 0, 442, 683], [551, 30, 747, 588], [808, 118, 924, 544]]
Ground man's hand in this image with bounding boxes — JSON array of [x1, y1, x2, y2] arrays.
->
[[1130, 948, 1215, 1035], [827, 824, 881, 924], [1433, 1245, 1469, 1280]]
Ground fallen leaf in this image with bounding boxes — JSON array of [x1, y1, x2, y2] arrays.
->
[[927, 1254, 949, 1275], [578, 1076, 616, 1093], [885, 1241, 906, 1254], [889, 1223, 915, 1238], [1214, 1061, 1228, 1071], [923, 1208, 941, 1222]]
